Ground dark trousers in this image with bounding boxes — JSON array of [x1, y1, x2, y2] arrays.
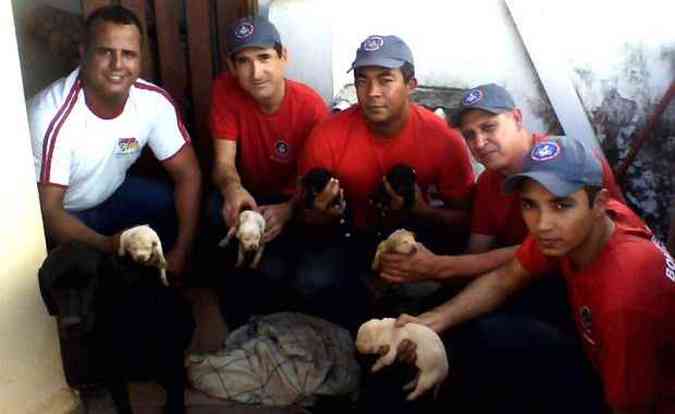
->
[[70, 175, 178, 251]]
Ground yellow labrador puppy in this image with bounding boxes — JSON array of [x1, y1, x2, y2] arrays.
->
[[356, 317, 448, 400], [118, 224, 168, 286]]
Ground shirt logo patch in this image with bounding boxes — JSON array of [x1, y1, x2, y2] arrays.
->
[[362, 36, 384, 52], [531, 142, 560, 161], [116, 137, 140, 154], [234, 21, 255, 39], [274, 139, 290, 159], [463, 88, 483, 105]]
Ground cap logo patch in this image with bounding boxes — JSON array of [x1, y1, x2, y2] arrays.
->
[[362, 36, 384, 52], [234, 21, 255, 39], [531, 142, 560, 161], [463, 89, 483, 105]]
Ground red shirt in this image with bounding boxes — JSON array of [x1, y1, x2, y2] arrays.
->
[[471, 134, 625, 247], [517, 201, 675, 412], [210, 73, 328, 197], [299, 104, 475, 230]]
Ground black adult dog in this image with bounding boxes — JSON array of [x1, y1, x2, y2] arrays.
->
[[39, 241, 194, 414]]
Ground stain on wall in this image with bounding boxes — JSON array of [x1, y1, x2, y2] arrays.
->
[[573, 44, 675, 240]]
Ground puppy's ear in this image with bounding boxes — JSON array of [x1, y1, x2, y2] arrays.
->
[[152, 241, 167, 269]]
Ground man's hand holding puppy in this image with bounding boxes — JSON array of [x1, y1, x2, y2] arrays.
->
[[379, 242, 440, 284], [221, 183, 257, 228], [302, 177, 345, 225], [259, 202, 294, 243]]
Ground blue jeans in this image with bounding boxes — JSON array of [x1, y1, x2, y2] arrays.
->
[[70, 176, 178, 251]]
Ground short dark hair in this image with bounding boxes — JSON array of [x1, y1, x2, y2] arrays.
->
[[83, 5, 143, 47], [353, 62, 416, 84]]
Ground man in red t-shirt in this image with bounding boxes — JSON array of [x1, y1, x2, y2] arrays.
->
[[207, 16, 328, 326], [298, 35, 475, 320], [397, 137, 675, 413]]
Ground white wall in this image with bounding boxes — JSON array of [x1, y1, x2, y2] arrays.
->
[[270, 0, 552, 132], [0, 2, 77, 413]]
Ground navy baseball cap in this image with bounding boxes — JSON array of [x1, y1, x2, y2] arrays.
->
[[227, 16, 281, 56], [453, 83, 516, 126], [349, 35, 414, 72], [503, 136, 603, 197]]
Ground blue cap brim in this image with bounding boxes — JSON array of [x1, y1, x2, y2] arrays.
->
[[347, 57, 406, 73], [229, 41, 277, 56], [503, 171, 583, 197], [453, 106, 511, 126]]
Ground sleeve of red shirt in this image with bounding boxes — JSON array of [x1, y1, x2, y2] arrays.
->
[[209, 75, 239, 141], [470, 172, 498, 236], [515, 235, 557, 275], [298, 121, 335, 178], [437, 128, 475, 204]]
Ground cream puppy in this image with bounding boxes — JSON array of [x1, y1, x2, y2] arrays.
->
[[372, 229, 417, 271], [118, 224, 168, 286], [355, 317, 448, 401], [219, 210, 266, 268]]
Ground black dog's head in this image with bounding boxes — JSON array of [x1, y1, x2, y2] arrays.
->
[[370, 163, 417, 211], [301, 168, 338, 209]]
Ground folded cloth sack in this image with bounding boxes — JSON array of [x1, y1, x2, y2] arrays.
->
[[187, 312, 361, 407]]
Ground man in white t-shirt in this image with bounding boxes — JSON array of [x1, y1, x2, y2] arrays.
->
[[29, 5, 201, 278]]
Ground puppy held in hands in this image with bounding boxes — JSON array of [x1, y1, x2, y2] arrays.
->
[[118, 224, 168, 286], [356, 317, 448, 401], [372, 229, 417, 271], [219, 210, 266, 268], [370, 163, 417, 212]]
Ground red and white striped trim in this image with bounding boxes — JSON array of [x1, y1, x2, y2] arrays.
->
[[133, 82, 191, 143], [40, 79, 82, 183]]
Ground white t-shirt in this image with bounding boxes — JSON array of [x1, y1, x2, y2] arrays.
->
[[29, 68, 191, 211]]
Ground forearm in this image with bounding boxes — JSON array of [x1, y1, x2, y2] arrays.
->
[[213, 163, 243, 196], [43, 208, 114, 254], [432, 245, 519, 280], [431, 260, 531, 333]]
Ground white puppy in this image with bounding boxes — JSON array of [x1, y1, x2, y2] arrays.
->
[[219, 210, 266, 268], [371, 229, 417, 271], [355, 317, 448, 401], [118, 224, 168, 286]]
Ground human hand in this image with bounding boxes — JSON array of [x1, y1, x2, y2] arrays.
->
[[258, 202, 293, 243], [222, 185, 257, 228], [397, 311, 446, 334], [379, 242, 437, 283], [304, 178, 344, 224]]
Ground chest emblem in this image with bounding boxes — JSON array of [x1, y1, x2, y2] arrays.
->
[[274, 139, 290, 160], [116, 137, 140, 154]]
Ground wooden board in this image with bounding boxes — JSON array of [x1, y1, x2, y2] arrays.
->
[[120, 0, 155, 81], [153, 0, 187, 110]]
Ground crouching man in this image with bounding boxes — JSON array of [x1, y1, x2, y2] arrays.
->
[[396, 137, 675, 413]]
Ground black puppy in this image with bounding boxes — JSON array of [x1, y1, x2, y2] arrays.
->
[[300, 168, 351, 237], [370, 163, 417, 211], [39, 242, 193, 414]]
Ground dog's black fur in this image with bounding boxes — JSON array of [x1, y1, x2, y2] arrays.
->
[[300, 168, 352, 238], [370, 164, 417, 211], [39, 241, 194, 414]]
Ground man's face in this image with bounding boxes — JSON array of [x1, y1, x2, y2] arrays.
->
[[229, 46, 287, 105], [459, 109, 527, 173], [519, 179, 598, 257], [355, 66, 414, 128], [80, 21, 142, 105]]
